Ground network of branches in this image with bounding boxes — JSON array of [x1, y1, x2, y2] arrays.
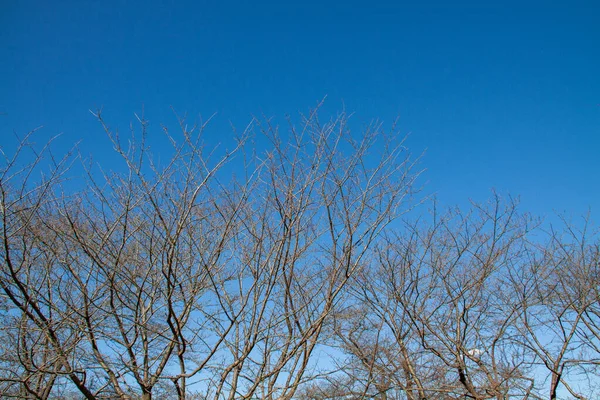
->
[[1, 108, 598, 399]]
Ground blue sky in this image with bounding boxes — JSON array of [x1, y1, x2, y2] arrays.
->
[[1, 0, 599, 218]]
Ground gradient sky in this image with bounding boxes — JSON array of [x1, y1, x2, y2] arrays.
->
[[1, 0, 599, 219]]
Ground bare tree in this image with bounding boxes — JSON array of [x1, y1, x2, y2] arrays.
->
[[0, 106, 418, 399], [332, 196, 541, 399], [329, 197, 600, 400], [0, 131, 87, 399], [511, 215, 600, 399]]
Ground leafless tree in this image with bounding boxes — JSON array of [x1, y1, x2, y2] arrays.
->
[[328, 196, 600, 400], [331, 196, 542, 399], [0, 106, 418, 399], [511, 215, 600, 399]]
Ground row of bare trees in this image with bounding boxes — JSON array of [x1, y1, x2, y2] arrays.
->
[[1, 109, 598, 399], [306, 200, 600, 399]]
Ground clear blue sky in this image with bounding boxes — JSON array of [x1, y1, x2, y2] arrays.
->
[[1, 0, 599, 218]]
